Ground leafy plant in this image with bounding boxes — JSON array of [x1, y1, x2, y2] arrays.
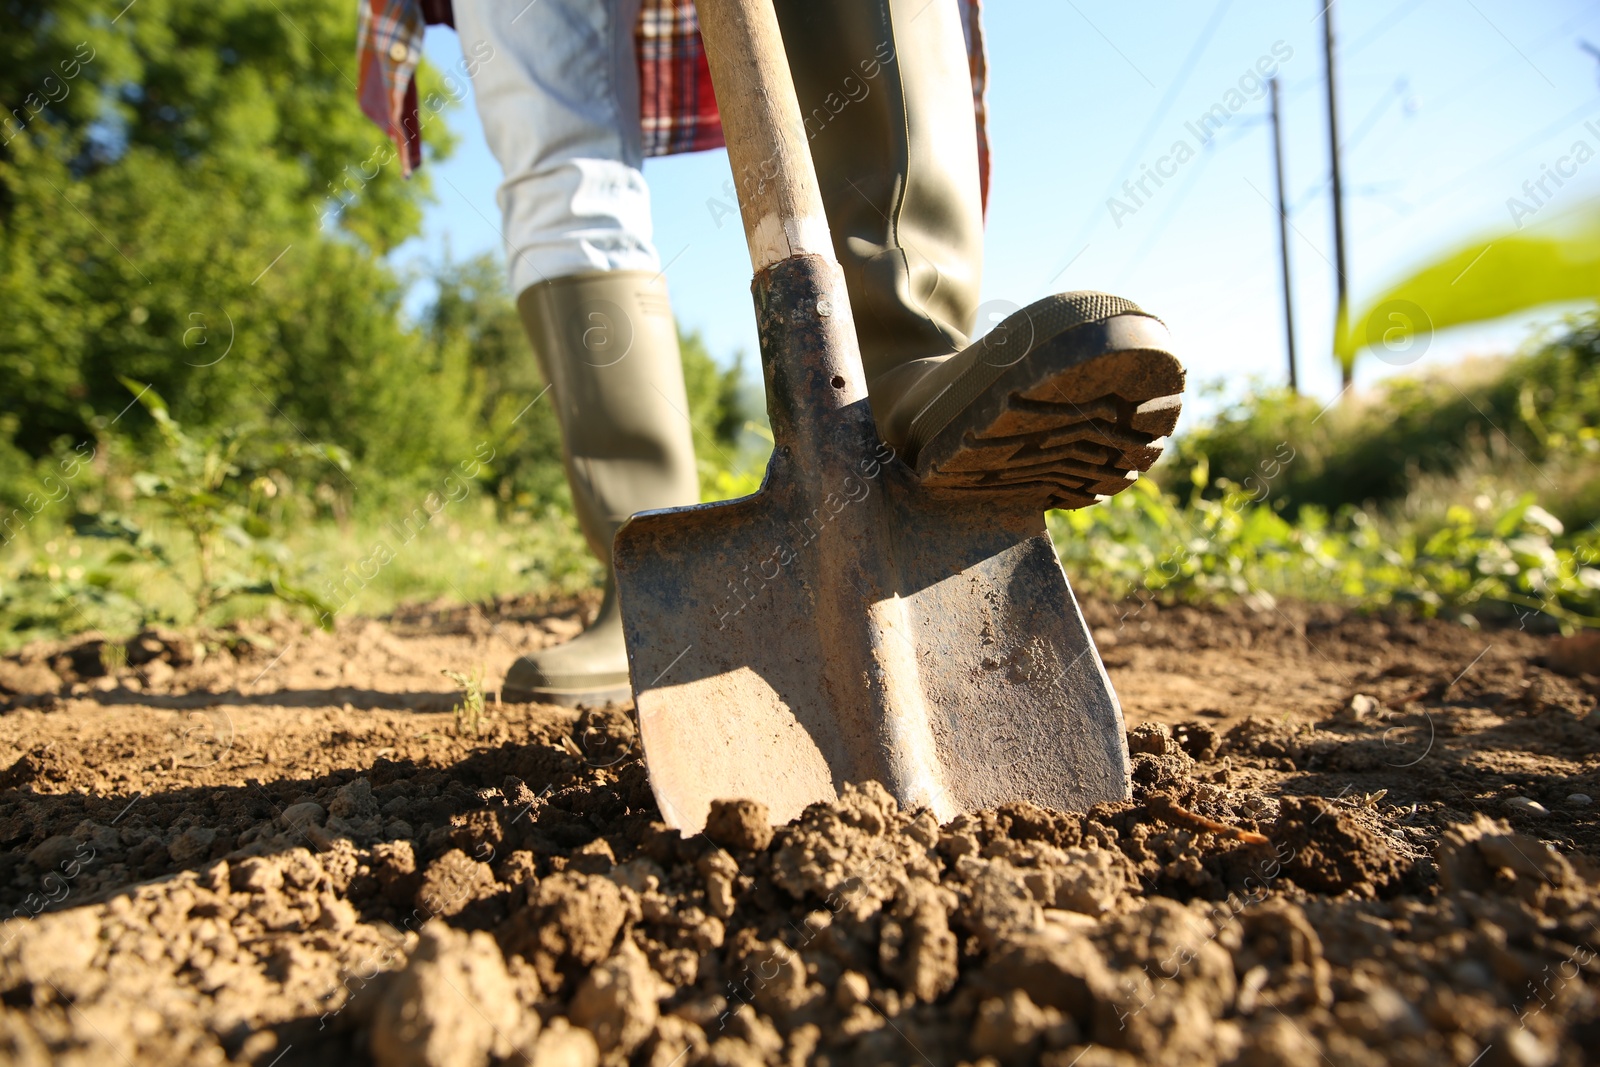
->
[[1166, 311, 1600, 529], [1054, 465, 1600, 631], [100, 378, 335, 624], [1341, 199, 1600, 372], [444, 667, 487, 738]]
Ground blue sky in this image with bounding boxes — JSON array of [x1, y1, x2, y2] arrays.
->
[[403, 0, 1600, 414]]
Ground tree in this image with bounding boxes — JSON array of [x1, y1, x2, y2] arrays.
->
[[0, 0, 473, 497]]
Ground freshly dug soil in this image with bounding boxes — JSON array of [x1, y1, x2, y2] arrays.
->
[[0, 596, 1597, 1066]]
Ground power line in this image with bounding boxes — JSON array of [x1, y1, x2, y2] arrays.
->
[[1288, 76, 1410, 212], [1114, 115, 1267, 284], [1042, 0, 1235, 287], [1286, 0, 1598, 99]]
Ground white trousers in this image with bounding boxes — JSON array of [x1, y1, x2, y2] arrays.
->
[[453, 0, 661, 296]]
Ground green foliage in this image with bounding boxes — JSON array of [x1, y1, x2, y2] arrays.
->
[[417, 252, 756, 510], [93, 379, 335, 621], [0, 0, 473, 493], [1341, 200, 1600, 368], [1054, 470, 1600, 631], [424, 254, 568, 512], [1168, 312, 1600, 527], [444, 667, 488, 738], [681, 331, 748, 454]]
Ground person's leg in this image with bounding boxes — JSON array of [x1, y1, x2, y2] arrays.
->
[[456, 0, 699, 705], [775, 0, 1186, 512]]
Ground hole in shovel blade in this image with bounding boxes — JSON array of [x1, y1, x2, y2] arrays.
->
[[830, 375, 845, 389]]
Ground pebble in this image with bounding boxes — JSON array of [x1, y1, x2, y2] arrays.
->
[[1339, 693, 1380, 723], [1567, 793, 1593, 807], [1505, 797, 1549, 816], [280, 802, 326, 831]]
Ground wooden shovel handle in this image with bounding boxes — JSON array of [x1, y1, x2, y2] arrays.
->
[[695, 0, 835, 274]]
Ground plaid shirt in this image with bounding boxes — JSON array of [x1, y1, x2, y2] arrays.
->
[[357, 0, 989, 205]]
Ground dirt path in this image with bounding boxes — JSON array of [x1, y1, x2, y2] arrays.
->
[[0, 598, 1596, 1066]]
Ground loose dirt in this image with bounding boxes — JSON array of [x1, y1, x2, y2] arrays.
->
[[0, 596, 1597, 1066]]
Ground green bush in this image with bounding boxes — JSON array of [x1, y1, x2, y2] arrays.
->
[[1056, 465, 1600, 631], [1, 0, 475, 503], [1166, 311, 1600, 528]]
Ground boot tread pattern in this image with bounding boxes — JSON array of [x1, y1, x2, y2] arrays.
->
[[918, 352, 1184, 512]]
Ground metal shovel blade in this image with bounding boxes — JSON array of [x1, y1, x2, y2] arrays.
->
[[613, 257, 1130, 833]]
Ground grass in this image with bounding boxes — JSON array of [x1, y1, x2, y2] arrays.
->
[[0, 500, 593, 652]]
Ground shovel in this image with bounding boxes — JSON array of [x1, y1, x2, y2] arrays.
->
[[612, 0, 1132, 833]]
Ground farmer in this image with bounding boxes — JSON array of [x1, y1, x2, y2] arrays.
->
[[358, 0, 1184, 706]]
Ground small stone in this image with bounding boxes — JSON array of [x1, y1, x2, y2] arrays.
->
[[1505, 797, 1549, 816], [167, 827, 218, 866], [1567, 793, 1593, 807], [703, 798, 773, 852], [1340, 693, 1380, 723], [27, 835, 82, 872], [281, 802, 326, 832]]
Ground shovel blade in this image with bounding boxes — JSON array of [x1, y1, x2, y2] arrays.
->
[[614, 255, 1130, 833], [613, 453, 1130, 833]]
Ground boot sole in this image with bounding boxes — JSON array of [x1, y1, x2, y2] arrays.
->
[[501, 681, 633, 709], [907, 294, 1184, 512]]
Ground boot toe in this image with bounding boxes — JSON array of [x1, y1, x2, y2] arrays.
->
[[502, 645, 632, 708]]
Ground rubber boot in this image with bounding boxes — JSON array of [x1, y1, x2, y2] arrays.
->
[[502, 270, 700, 706], [775, 0, 1186, 512]]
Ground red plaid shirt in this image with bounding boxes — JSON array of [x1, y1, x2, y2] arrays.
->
[[357, 0, 989, 206]]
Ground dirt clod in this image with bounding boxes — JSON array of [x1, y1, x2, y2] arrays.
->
[[1270, 795, 1403, 896], [370, 924, 529, 1067], [569, 940, 667, 1058], [704, 798, 774, 852]]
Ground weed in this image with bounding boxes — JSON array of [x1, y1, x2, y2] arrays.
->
[[443, 667, 488, 738], [100, 640, 127, 675], [106, 379, 337, 626]]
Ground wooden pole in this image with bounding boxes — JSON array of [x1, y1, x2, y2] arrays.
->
[[1269, 77, 1298, 394], [1322, 0, 1352, 389]]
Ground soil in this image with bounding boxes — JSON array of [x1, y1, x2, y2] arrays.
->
[[0, 595, 1598, 1066]]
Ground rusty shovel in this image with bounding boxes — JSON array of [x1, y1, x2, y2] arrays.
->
[[612, 0, 1133, 832]]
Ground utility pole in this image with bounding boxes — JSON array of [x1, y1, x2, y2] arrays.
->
[[1269, 77, 1298, 394], [1321, 0, 1352, 390]]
